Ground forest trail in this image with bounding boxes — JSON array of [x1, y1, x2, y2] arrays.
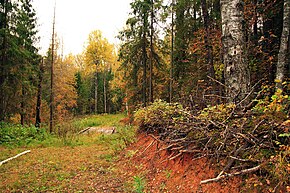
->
[[0, 132, 241, 193], [0, 144, 126, 192]]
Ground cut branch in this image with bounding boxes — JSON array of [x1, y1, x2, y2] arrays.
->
[[0, 150, 31, 166], [140, 139, 156, 155], [200, 165, 261, 184]]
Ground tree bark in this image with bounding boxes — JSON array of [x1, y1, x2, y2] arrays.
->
[[253, 0, 258, 43], [0, 0, 9, 121], [221, 0, 250, 102], [149, 0, 154, 103], [95, 71, 98, 114], [103, 68, 107, 113], [35, 59, 44, 127], [50, 5, 56, 133], [20, 87, 25, 126], [170, 0, 175, 103], [142, 16, 147, 107], [201, 0, 215, 79], [275, 0, 289, 89]]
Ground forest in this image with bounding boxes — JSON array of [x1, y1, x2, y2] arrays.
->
[[0, 0, 289, 192]]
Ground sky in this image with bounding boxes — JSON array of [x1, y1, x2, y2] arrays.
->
[[32, 0, 133, 56]]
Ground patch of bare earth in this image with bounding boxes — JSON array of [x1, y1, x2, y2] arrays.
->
[[118, 133, 242, 192]]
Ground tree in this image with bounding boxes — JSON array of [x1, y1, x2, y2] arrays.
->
[[118, 0, 163, 109], [201, 0, 214, 79], [0, 0, 13, 121], [35, 58, 44, 127], [221, 0, 250, 102], [149, 0, 154, 103], [50, 4, 56, 132], [0, 0, 39, 123], [275, 0, 289, 89], [54, 54, 77, 121], [16, 0, 39, 125], [169, 0, 174, 103], [84, 30, 115, 113]]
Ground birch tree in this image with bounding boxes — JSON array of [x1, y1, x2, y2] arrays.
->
[[221, 0, 250, 102], [275, 0, 289, 89]]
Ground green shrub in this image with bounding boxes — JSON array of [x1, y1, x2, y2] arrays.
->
[[198, 103, 236, 122], [0, 122, 51, 147], [134, 100, 191, 130], [133, 175, 146, 193]]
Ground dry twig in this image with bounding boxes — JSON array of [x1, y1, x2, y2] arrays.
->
[[0, 150, 31, 166], [200, 165, 261, 184]]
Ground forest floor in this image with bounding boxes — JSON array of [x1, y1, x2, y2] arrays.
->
[[0, 136, 243, 193], [0, 115, 260, 192]]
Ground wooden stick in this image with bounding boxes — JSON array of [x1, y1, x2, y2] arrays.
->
[[229, 156, 251, 162], [139, 139, 156, 155], [148, 134, 162, 143], [200, 165, 261, 184], [169, 152, 183, 160], [78, 127, 91, 134], [0, 150, 31, 166]]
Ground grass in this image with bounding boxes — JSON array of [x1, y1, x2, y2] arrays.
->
[[0, 113, 128, 148], [0, 113, 136, 192], [71, 113, 126, 130], [133, 175, 146, 193], [0, 122, 61, 148]]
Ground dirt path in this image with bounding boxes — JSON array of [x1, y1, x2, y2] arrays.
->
[[1, 133, 245, 193], [0, 145, 126, 192]]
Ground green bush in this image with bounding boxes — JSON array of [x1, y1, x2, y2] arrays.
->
[[198, 103, 236, 122], [134, 100, 191, 130], [133, 175, 146, 193], [0, 122, 50, 147]]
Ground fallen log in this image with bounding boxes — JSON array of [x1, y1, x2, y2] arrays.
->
[[78, 127, 91, 134], [200, 165, 261, 184], [0, 150, 31, 166]]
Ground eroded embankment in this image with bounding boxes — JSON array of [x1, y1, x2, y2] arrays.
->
[[118, 133, 243, 193]]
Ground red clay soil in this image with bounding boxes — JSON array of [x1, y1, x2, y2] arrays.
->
[[118, 133, 242, 193]]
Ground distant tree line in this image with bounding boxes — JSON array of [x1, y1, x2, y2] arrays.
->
[[0, 1, 123, 129]]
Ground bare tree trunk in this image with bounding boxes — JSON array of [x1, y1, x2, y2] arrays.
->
[[276, 0, 289, 89], [253, 0, 258, 43], [142, 18, 147, 107], [50, 4, 56, 133], [149, 0, 154, 103], [20, 87, 25, 126], [103, 68, 107, 113], [35, 59, 44, 127], [221, 0, 250, 102], [201, 0, 215, 79], [170, 0, 175, 103], [0, 0, 9, 121], [95, 71, 98, 114]]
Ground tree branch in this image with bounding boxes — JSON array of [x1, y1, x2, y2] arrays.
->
[[200, 165, 261, 184], [0, 150, 31, 166]]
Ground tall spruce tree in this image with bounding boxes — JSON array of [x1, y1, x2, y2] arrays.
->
[[118, 0, 163, 108], [0, 0, 39, 122]]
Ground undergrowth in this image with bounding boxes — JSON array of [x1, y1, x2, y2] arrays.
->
[[134, 93, 289, 192], [133, 175, 146, 193], [0, 123, 54, 148], [0, 113, 130, 148]]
